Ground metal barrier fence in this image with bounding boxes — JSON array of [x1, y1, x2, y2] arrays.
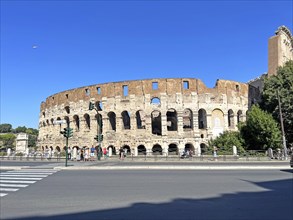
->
[[0, 153, 287, 162]]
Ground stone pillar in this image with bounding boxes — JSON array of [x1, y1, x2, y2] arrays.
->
[[177, 110, 184, 135]]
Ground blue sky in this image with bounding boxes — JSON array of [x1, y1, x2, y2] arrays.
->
[[1, 0, 292, 129]]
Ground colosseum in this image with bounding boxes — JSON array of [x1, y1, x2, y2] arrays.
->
[[37, 25, 293, 157], [38, 78, 248, 157]]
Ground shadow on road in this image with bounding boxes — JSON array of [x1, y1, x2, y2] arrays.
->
[[6, 178, 293, 220]]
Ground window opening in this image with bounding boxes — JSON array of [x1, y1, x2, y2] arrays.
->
[[123, 85, 128, 96], [183, 81, 189, 89], [152, 82, 158, 90]]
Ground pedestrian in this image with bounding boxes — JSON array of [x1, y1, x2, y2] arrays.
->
[[124, 148, 127, 158], [77, 149, 81, 161], [90, 145, 95, 161], [119, 147, 124, 160], [103, 147, 108, 159], [80, 148, 84, 161], [213, 146, 218, 161], [68, 147, 72, 160]]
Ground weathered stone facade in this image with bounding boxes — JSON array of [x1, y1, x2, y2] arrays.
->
[[268, 26, 293, 76], [38, 78, 248, 156]]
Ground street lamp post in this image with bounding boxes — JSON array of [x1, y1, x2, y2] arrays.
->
[[277, 90, 287, 160], [89, 102, 103, 161]]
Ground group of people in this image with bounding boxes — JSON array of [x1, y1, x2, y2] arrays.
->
[[67, 146, 109, 162]]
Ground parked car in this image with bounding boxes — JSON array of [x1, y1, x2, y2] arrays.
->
[[290, 154, 293, 168]]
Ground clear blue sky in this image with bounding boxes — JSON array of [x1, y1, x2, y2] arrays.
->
[[1, 0, 292, 129]]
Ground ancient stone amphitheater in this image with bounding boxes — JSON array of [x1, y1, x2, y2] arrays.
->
[[38, 78, 248, 157]]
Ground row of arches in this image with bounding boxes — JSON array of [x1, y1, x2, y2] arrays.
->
[[41, 109, 245, 135], [41, 143, 208, 156]]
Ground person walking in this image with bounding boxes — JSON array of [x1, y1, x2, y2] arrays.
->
[[68, 147, 72, 160]]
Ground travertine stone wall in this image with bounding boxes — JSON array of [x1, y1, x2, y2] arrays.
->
[[268, 26, 293, 76], [38, 78, 248, 156]]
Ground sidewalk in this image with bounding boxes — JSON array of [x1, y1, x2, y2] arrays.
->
[[1, 158, 290, 170]]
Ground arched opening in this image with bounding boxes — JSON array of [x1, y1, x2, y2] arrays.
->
[[56, 146, 61, 152], [167, 109, 177, 131], [183, 109, 193, 130], [237, 110, 243, 123], [65, 106, 70, 114], [107, 145, 115, 156], [152, 144, 162, 155], [228, 109, 234, 128], [168, 144, 178, 155], [137, 145, 146, 155], [151, 110, 162, 135], [151, 97, 161, 105], [73, 115, 80, 131], [123, 145, 131, 155], [185, 143, 195, 155], [198, 109, 207, 129], [84, 114, 90, 129], [108, 112, 116, 131], [200, 143, 207, 155], [212, 109, 224, 138], [46, 119, 50, 126], [121, 111, 131, 129], [136, 110, 146, 129], [50, 118, 54, 126], [64, 116, 70, 128]]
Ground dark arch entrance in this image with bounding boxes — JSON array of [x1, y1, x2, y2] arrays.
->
[[168, 144, 178, 155], [152, 144, 162, 155], [137, 145, 146, 155]]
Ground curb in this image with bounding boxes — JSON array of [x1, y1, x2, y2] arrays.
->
[[53, 166, 290, 170]]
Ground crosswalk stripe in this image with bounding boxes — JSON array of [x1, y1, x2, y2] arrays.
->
[[0, 184, 28, 188], [0, 169, 59, 197], [0, 175, 48, 177], [5, 173, 54, 175], [0, 180, 36, 184], [0, 177, 43, 180], [0, 188, 19, 192], [8, 170, 57, 173]]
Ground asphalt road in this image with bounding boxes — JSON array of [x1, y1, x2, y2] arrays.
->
[[1, 169, 292, 220]]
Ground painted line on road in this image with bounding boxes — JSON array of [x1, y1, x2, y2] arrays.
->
[[0, 188, 19, 192], [0, 193, 8, 197], [0, 184, 28, 188], [0, 174, 48, 178], [0, 180, 36, 184], [5, 172, 54, 175], [0, 177, 43, 180]]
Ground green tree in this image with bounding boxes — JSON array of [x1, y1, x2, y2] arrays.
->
[[208, 131, 245, 155], [0, 124, 12, 133], [26, 128, 39, 136], [0, 133, 16, 150], [241, 105, 282, 150], [28, 134, 37, 148], [13, 126, 27, 133], [261, 60, 293, 145]]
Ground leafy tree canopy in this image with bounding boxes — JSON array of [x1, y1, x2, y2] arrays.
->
[[0, 124, 12, 133], [208, 131, 245, 155], [0, 133, 16, 150], [13, 126, 27, 133], [240, 105, 282, 150], [261, 60, 293, 145]]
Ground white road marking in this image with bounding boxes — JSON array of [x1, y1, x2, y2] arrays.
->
[[0, 193, 8, 197], [0, 188, 19, 192], [0, 184, 28, 188], [5, 172, 54, 175], [0, 180, 36, 184], [0, 175, 48, 178], [0, 177, 43, 180]]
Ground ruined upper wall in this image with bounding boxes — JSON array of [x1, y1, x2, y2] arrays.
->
[[268, 25, 293, 76], [40, 78, 248, 111]]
